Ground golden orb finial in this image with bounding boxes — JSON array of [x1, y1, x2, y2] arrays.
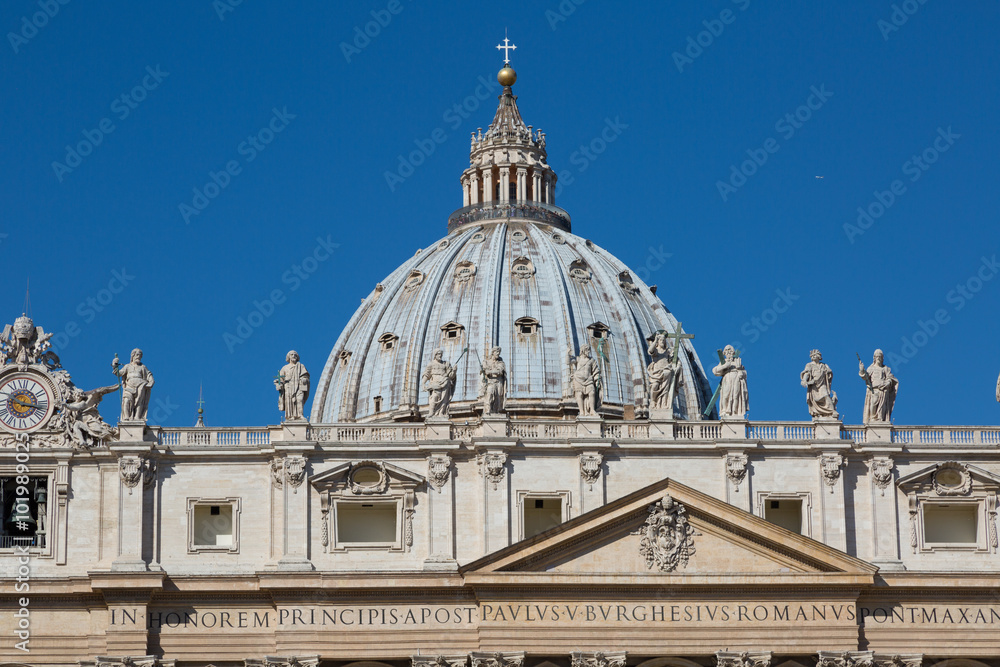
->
[[498, 66, 517, 87]]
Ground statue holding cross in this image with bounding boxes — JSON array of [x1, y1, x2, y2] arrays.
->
[[646, 323, 694, 415]]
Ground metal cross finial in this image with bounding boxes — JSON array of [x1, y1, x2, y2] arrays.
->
[[496, 33, 517, 65]]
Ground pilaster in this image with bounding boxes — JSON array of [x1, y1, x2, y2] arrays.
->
[[425, 452, 457, 568], [478, 448, 509, 554], [818, 451, 847, 552], [578, 450, 606, 515], [868, 454, 903, 569], [273, 443, 315, 571], [109, 443, 154, 572]]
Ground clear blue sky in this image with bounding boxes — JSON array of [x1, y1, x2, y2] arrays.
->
[[2, 1, 998, 426]]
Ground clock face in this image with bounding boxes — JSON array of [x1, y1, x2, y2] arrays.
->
[[0, 372, 55, 433]]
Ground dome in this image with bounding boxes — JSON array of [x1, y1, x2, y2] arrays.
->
[[311, 55, 713, 423]]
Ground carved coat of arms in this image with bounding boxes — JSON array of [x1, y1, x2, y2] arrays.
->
[[635, 494, 698, 571]]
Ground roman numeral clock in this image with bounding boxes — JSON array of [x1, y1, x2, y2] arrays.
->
[[0, 371, 56, 432]]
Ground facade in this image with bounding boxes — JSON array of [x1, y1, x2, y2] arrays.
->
[[2, 55, 1000, 667]]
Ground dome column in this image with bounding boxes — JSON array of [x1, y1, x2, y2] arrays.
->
[[498, 166, 510, 202], [482, 169, 493, 202], [531, 170, 542, 202], [462, 177, 471, 207], [544, 173, 554, 204], [515, 166, 527, 200], [469, 173, 480, 204]]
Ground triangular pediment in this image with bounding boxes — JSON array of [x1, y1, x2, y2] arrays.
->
[[462, 477, 877, 585], [310, 459, 425, 492], [897, 460, 1000, 494]]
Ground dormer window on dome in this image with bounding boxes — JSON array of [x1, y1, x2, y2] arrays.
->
[[440, 321, 465, 341], [569, 260, 592, 284], [515, 317, 539, 336], [378, 333, 398, 352], [454, 260, 476, 283], [511, 256, 535, 279], [403, 270, 424, 292], [339, 350, 352, 367], [588, 322, 611, 340]]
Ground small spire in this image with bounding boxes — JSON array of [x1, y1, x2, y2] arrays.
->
[[195, 383, 205, 427]]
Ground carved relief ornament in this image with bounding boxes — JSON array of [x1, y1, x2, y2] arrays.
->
[[634, 494, 698, 572], [571, 652, 627, 667], [869, 456, 893, 496], [931, 461, 972, 496], [580, 452, 603, 487], [412, 656, 467, 667], [470, 653, 524, 667], [118, 456, 155, 495], [479, 451, 507, 490], [817, 652, 874, 667], [716, 651, 772, 667], [427, 454, 452, 491], [821, 453, 844, 491], [726, 453, 748, 491]]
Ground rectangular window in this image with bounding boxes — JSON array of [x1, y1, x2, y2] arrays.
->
[[923, 504, 978, 544], [764, 498, 803, 534], [0, 476, 49, 552], [337, 502, 397, 544], [187, 498, 240, 553], [523, 497, 563, 539]]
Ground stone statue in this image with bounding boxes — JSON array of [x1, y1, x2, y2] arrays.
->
[[275, 350, 310, 421], [646, 331, 681, 411], [479, 346, 506, 415], [112, 349, 154, 421], [60, 384, 120, 447], [422, 348, 456, 418], [800, 349, 838, 419], [859, 349, 898, 423], [568, 346, 602, 416], [712, 345, 748, 419]]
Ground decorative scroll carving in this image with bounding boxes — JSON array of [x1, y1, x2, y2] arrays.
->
[[634, 494, 698, 571], [931, 461, 972, 496], [470, 652, 525, 667], [349, 460, 389, 494], [320, 494, 330, 547], [869, 456, 893, 496], [817, 652, 874, 667], [821, 453, 844, 492], [428, 454, 452, 491], [478, 451, 507, 490], [404, 507, 415, 550], [284, 456, 306, 491], [988, 495, 998, 553], [580, 452, 603, 487], [716, 651, 772, 667], [726, 453, 748, 491], [412, 656, 467, 667], [270, 459, 284, 488], [571, 652, 627, 667], [873, 654, 923, 667], [91, 656, 160, 667], [908, 496, 918, 554]]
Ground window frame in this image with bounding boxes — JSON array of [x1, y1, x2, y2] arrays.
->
[[755, 491, 813, 537], [186, 497, 241, 554], [0, 469, 55, 558], [916, 495, 989, 553], [516, 490, 572, 541]]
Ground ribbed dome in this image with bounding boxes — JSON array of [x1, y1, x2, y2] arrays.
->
[[311, 219, 713, 423], [311, 58, 712, 423]]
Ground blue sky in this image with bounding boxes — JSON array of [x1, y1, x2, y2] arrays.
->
[[1, 0, 998, 427]]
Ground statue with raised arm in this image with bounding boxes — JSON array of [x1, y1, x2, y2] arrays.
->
[[647, 331, 681, 411], [480, 346, 507, 415], [112, 348, 154, 421], [800, 349, 838, 419], [568, 345, 602, 416], [422, 348, 457, 418], [275, 350, 310, 421], [712, 345, 748, 419], [61, 384, 120, 448], [859, 349, 898, 423]]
